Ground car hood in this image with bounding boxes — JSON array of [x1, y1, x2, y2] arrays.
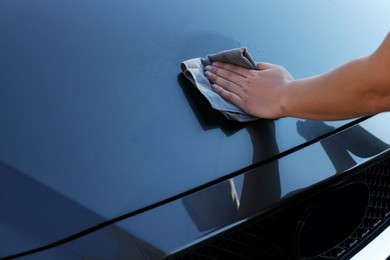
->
[[1, 0, 389, 257]]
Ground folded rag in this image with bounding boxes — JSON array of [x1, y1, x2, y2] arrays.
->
[[181, 47, 258, 122]]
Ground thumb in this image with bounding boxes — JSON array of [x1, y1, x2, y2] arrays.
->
[[257, 62, 275, 70]]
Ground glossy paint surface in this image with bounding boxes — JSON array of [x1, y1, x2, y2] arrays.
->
[[1, 0, 389, 258], [25, 113, 390, 259]]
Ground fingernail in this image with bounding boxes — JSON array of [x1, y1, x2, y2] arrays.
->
[[204, 71, 211, 77]]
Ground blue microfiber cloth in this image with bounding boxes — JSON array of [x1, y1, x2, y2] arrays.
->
[[181, 47, 259, 122]]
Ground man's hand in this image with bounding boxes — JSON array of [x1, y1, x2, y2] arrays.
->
[[204, 61, 294, 119], [204, 32, 390, 121]]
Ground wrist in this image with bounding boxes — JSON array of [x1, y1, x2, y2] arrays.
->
[[276, 80, 295, 118]]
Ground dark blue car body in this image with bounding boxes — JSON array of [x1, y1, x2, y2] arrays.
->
[[0, 0, 389, 259]]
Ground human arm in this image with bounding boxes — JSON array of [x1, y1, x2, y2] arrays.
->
[[204, 32, 390, 120]]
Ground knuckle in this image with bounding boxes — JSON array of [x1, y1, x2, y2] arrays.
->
[[207, 73, 216, 80], [248, 70, 257, 77], [209, 65, 218, 73], [275, 64, 286, 71]]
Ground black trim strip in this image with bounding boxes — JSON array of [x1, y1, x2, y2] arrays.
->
[[2, 116, 372, 260]]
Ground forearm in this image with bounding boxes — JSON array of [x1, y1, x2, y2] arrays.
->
[[205, 33, 390, 121], [282, 33, 390, 120], [282, 57, 377, 120]]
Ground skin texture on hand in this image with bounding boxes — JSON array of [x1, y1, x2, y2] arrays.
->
[[205, 62, 293, 119], [205, 32, 390, 121]]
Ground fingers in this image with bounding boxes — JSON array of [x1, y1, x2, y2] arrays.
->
[[211, 84, 243, 107], [210, 62, 252, 77], [204, 62, 247, 107], [204, 65, 243, 94], [205, 62, 247, 84]]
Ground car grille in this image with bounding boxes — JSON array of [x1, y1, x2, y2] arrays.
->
[[177, 157, 390, 260]]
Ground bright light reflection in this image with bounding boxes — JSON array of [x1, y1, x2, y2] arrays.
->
[[351, 225, 390, 260]]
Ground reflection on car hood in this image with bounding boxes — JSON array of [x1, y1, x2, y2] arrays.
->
[[1, 0, 389, 257]]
